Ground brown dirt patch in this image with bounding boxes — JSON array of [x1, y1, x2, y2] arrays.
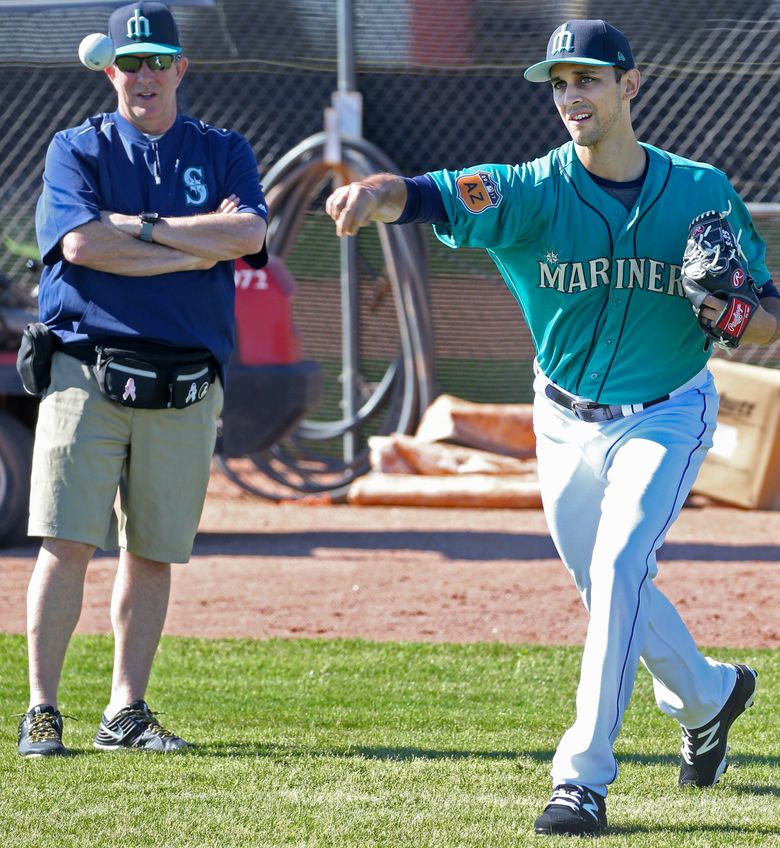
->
[[1, 471, 778, 648]]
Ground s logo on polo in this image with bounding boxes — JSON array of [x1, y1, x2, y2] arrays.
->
[[183, 166, 209, 206], [456, 171, 502, 214]]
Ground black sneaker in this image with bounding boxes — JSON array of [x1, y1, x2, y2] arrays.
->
[[534, 783, 607, 837], [94, 700, 191, 752], [18, 704, 67, 757], [679, 664, 757, 787]]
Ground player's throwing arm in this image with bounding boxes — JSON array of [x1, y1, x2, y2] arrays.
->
[[326, 174, 407, 237]]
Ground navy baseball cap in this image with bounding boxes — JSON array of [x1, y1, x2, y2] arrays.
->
[[524, 20, 634, 83], [109, 2, 182, 57]]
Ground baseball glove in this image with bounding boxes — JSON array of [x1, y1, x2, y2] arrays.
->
[[681, 207, 759, 350]]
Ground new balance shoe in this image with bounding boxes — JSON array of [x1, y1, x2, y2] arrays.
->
[[534, 782, 607, 837], [679, 663, 757, 787], [94, 700, 191, 752], [18, 704, 68, 757]]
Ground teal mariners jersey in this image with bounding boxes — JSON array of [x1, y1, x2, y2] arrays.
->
[[428, 142, 771, 405]]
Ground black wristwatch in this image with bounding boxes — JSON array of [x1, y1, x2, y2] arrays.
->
[[138, 211, 161, 243]]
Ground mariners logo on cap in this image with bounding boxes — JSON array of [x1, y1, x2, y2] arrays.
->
[[127, 9, 152, 40], [551, 24, 575, 55], [110, 2, 182, 57]]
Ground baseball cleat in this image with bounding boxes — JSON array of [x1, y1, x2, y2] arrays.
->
[[94, 700, 192, 752], [17, 704, 68, 757], [534, 782, 607, 837], [679, 663, 757, 787]]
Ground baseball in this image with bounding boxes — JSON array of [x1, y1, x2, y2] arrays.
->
[[78, 33, 115, 71]]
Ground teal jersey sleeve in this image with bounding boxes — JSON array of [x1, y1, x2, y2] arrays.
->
[[427, 163, 542, 250]]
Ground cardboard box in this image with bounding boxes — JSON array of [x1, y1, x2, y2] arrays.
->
[[693, 357, 780, 509]]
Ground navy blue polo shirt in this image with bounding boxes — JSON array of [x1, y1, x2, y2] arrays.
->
[[35, 110, 268, 372]]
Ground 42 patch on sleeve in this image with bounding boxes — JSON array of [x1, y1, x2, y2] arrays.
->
[[456, 171, 503, 213]]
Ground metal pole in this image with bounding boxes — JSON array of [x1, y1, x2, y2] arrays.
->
[[337, 0, 359, 463], [338, 0, 356, 93]]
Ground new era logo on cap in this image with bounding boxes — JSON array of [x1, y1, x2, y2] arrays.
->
[[524, 19, 635, 83], [109, 1, 182, 57]]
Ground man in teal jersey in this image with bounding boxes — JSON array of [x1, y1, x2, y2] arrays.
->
[[327, 18, 780, 838]]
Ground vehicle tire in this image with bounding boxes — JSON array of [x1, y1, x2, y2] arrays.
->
[[0, 410, 33, 547]]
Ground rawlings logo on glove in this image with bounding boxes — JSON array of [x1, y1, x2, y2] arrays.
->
[[681, 207, 759, 350]]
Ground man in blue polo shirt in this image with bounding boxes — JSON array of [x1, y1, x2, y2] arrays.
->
[[18, 1, 267, 757]]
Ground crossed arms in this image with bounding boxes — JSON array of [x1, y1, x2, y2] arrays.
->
[[61, 194, 267, 276]]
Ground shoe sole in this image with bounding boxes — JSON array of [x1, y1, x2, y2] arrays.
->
[[94, 741, 129, 751], [680, 667, 756, 788], [18, 749, 68, 758], [534, 825, 606, 837], [94, 740, 191, 752]]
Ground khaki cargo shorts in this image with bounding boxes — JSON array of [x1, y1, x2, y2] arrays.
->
[[28, 352, 223, 563]]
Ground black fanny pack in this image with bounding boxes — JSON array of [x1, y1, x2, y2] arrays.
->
[[17, 326, 216, 410], [91, 344, 216, 410]]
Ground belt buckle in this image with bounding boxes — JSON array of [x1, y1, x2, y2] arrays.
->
[[573, 401, 612, 422]]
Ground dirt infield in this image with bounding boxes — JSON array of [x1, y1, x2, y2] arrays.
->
[[1, 470, 778, 648]]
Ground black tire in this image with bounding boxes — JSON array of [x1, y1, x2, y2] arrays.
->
[[0, 410, 33, 548]]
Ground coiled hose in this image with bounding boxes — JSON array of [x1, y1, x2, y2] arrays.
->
[[214, 133, 436, 501]]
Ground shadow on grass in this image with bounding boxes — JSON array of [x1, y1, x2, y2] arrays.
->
[[608, 823, 780, 836], [186, 742, 552, 761], [184, 742, 780, 776]]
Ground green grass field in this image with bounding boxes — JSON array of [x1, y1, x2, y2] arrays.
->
[[0, 636, 777, 847]]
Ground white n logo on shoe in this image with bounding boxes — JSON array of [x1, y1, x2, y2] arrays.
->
[[582, 798, 601, 822], [695, 720, 721, 756]]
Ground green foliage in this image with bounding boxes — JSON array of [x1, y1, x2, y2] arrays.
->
[[0, 636, 777, 847]]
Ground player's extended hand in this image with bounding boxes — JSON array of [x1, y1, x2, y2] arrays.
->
[[326, 182, 381, 237]]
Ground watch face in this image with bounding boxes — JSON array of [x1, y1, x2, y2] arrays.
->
[[141, 212, 160, 223]]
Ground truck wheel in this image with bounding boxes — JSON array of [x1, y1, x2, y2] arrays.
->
[[0, 410, 33, 548]]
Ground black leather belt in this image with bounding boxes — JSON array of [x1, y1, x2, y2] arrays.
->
[[544, 383, 670, 423], [59, 341, 98, 365]]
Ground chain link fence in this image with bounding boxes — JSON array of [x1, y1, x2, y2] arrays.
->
[[1, 0, 779, 418]]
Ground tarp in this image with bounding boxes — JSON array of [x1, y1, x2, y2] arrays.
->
[[0, 0, 214, 9]]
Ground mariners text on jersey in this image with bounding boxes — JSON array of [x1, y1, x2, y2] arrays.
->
[[539, 257, 684, 298]]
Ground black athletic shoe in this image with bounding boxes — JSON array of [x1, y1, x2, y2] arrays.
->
[[17, 704, 68, 757], [94, 700, 191, 752], [534, 783, 607, 837], [679, 664, 757, 787]]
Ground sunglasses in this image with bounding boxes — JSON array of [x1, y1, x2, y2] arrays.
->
[[115, 54, 176, 73]]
